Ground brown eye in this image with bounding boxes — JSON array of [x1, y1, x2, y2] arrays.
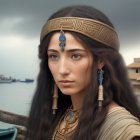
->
[[71, 54, 81, 60], [48, 55, 59, 60]]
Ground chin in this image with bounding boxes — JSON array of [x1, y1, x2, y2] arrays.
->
[[60, 88, 78, 96]]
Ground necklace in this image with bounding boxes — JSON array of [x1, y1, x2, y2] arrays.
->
[[53, 106, 79, 139], [58, 107, 79, 135]]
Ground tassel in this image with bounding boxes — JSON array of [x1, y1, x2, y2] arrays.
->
[[98, 85, 103, 112], [52, 84, 58, 115]]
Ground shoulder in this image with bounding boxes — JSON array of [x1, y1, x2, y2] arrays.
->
[[97, 106, 140, 140]]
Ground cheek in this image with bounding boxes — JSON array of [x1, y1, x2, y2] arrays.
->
[[48, 63, 57, 77], [76, 63, 91, 79]]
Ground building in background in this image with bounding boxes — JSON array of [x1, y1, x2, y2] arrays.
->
[[127, 58, 140, 105]]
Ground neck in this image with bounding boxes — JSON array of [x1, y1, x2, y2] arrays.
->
[[70, 94, 85, 111]]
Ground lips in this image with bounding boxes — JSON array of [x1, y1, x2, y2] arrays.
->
[[59, 80, 74, 86], [59, 80, 73, 83]]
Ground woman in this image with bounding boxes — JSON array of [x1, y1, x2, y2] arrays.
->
[[26, 5, 140, 140]]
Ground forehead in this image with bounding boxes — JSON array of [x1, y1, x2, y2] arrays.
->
[[48, 32, 86, 50]]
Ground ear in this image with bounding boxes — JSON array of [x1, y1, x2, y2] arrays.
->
[[97, 59, 104, 69]]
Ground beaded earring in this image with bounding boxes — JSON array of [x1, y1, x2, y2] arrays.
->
[[98, 69, 104, 111]]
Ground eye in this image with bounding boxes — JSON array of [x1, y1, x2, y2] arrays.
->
[[48, 54, 59, 60], [71, 54, 81, 60]]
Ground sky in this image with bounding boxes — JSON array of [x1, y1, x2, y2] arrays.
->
[[0, 0, 140, 79]]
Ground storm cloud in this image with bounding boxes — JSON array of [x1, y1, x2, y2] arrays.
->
[[0, 0, 140, 78], [0, 0, 140, 45]]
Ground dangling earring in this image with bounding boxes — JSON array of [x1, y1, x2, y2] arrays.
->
[[98, 69, 104, 111], [52, 84, 58, 115]]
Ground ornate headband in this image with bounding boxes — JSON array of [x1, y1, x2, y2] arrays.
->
[[40, 17, 119, 50]]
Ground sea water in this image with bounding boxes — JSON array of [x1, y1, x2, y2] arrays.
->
[[0, 82, 36, 128], [0, 80, 140, 128]]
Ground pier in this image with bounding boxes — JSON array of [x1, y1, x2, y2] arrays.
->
[[0, 110, 27, 139]]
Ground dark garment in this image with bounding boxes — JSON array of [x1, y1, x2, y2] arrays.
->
[[133, 137, 140, 140]]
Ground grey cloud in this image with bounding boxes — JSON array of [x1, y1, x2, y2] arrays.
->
[[0, 0, 140, 46]]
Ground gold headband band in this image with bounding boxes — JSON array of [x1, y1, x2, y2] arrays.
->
[[40, 17, 119, 50]]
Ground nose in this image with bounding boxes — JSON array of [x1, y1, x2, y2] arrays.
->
[[58, 58, 70, 75]]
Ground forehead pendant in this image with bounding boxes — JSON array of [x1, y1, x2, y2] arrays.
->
[[59, 29, 66, 52]]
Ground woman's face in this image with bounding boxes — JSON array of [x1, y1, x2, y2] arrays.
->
[[47, 32, 93, 96]]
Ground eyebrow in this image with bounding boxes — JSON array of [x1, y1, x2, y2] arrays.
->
[[47, 49, 86, 53]]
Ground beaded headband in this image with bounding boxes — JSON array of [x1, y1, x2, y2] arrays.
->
[[40, 17, 119, 50]]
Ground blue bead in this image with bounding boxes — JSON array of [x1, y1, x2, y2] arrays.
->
[[69, 111, 74, 117], [59, 42, 65, 47], [59, 34, 66, 41], [98, 69, 104, 85]]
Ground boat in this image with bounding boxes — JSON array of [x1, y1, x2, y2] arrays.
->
[[0, 109, 27, 139], [0, 79, 12, 83], [0, 75, 34, 83], [25, 79, 34, 82], [0, 75, 12, 83], [20, 78, 34, 83]]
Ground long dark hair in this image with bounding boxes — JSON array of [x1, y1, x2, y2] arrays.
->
[[26, 5, 140, 140]]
